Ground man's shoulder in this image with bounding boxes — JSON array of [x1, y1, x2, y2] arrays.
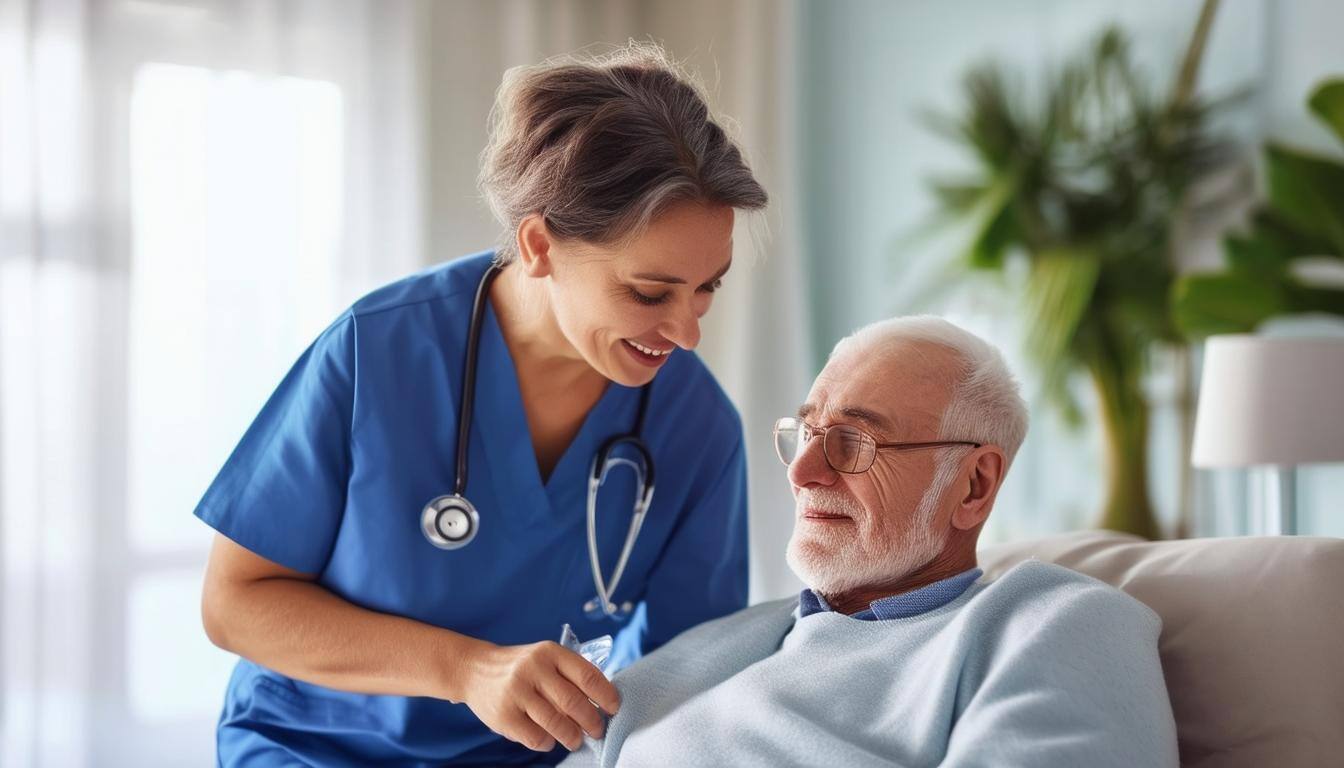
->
[[628, 597, 798, 666], [611, 598, 796, 690], [964, 559, 1162, 648], [980, 559, 1147, 605], [707, 595, 800, 631]]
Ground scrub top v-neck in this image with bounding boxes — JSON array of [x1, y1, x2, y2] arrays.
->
[[194, 250, 749, 766]]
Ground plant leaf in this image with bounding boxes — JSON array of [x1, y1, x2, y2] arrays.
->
[[1224, 234, 1290, 276], [962, 174, 1019, 269], [1248, 208, 1336, 258], [930, 180, 991, 213], [1023, 249, 1101, 417], [1307, 79, 1344, 146], [1171, 272, 1288, 337], [1264, 143, 1344, 254], [1292, 283, 1344, 316]]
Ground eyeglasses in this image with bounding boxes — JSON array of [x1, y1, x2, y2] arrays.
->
[[772, 416, 981, 474]]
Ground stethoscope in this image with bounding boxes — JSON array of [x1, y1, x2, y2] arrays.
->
[[420, 261, 656, 621]]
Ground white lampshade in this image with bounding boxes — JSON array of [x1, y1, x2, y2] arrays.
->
[[1192, 335, 1344, 468]]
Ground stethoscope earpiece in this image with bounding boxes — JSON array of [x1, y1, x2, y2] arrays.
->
[[421, 494, 479, 550]]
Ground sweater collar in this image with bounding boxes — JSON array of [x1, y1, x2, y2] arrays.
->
[[798, 568, 983, 621]]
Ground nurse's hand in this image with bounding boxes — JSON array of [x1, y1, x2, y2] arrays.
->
[[462, 640, 621, 752]]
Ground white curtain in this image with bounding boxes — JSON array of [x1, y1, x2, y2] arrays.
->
[[1, 0, 807, 764], [0, 0, 425, 764]]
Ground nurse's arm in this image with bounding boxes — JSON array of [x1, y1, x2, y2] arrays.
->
[[200, 533, 620, 752]]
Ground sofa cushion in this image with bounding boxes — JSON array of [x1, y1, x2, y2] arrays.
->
[[977, 530, 1344, 768]]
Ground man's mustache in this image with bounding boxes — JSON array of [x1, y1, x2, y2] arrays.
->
[[796, 489, 862, 517]]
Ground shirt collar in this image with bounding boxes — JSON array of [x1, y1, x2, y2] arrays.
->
[[797, 567, 983, 621]]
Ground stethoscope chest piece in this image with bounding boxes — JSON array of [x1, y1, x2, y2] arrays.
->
[[422, 494, 479, 550]]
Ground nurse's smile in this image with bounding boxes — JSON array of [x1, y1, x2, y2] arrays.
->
[[621, 338, 674, 367]]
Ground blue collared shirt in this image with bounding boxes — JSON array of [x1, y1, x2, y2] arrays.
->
[[798, 568, 984, 621]]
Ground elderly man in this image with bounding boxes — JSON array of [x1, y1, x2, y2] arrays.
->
[[565, 316, 1177, 768]]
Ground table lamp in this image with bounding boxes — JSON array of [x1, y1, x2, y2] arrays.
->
[[1191, 335, 1344, 535]]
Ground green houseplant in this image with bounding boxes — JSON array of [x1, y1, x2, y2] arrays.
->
[[926, 2, 1236, 538], [1174, 79, 1344, 336]]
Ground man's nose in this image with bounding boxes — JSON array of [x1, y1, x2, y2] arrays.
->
[[788, 431, 836, 488]]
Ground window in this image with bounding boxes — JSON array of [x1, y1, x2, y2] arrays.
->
[[125, 62, 343, 723]]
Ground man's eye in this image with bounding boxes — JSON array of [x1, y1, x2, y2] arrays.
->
[[699, 278, 724, 293]]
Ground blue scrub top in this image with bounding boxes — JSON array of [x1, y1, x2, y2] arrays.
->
[[194, 251, 749, 766]]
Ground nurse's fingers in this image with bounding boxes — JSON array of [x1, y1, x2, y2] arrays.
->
[[508, 709, 556, 755], [523, 690, 584, 752], [555, 650, 621, 716], [537, 671, 607, 740]]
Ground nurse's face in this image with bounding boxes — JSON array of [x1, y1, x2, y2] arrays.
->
[[519, 201, 736, 387]]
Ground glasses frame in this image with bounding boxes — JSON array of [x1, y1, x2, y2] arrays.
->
[[772, 416, 981, 474]]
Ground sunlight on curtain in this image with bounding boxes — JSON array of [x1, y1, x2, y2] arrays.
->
[[124, 63, 344, 722], [1, 1, 420, 763], [1, 3, 98, 763]]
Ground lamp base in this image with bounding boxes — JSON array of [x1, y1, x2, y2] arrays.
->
[[1257, 465, 1297, 536]]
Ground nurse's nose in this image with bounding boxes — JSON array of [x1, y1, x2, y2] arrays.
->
[[663, 307, 701, 351]]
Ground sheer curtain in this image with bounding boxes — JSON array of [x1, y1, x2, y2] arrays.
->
[[1, 0, 425, 764], [1, 0, 807, 764]]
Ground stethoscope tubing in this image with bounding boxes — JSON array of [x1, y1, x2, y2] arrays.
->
[[423, 259, 657, 620]]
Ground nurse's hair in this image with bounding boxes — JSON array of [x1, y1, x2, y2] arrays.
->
[[478, 41, 768, 262]]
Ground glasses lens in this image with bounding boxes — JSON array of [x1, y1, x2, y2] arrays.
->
[[773, 418, 800, 465], [824, 424, 875, 473]]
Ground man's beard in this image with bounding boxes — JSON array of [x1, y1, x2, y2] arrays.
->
[[785, 484, 949, 596]]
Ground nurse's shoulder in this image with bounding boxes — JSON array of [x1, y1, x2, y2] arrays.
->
[[347, 250, 495, 322], [648, 345, 744, 464], [661, 347, 737, 418]]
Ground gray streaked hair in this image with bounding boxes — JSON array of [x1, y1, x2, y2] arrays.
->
[[478, 41, 768, 262], [833, 316, 1030, 520]]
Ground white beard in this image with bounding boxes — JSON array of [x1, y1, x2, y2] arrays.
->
[[786, 485, 949, 596]]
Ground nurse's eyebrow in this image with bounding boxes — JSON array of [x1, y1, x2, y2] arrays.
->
[[633, 259, 733, 286]]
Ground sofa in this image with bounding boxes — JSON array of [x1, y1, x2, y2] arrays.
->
[[977, 530, 1344, 768]]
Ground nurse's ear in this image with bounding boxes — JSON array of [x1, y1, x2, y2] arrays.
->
[[514, 215, 555, 278]]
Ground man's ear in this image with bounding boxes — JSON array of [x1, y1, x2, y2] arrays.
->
[[951, 447, 1006, 531], [515, 214, 555, 278]]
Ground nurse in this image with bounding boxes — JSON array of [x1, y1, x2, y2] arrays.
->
[[196, 43, 766, 766]]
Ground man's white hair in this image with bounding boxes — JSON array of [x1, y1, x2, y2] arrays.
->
[[832, 315, 1029, 507]]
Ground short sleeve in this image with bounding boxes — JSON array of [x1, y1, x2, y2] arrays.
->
[[194, 313, 357, 574]]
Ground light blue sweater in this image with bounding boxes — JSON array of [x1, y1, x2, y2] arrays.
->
[[562, 560, 1177, 768]]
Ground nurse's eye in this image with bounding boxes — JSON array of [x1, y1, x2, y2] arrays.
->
[[698, 278, 724, 294], [629, 287, 671, 306]]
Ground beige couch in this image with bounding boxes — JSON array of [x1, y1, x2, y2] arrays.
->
[[977, 530, 1344, 768]]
